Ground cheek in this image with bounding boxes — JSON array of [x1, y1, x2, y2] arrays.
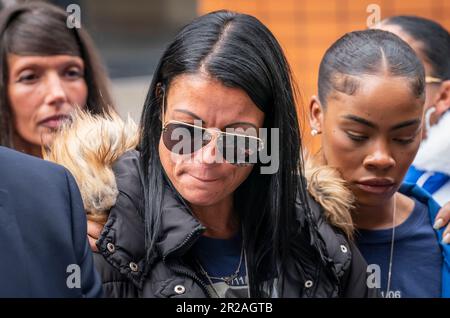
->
[[67, 80, 88, 108], [226, 164, 253, 188], [159, 138, 177, 180], [393, 140, 421, 174], [321, 127, 380, 184], [322, 128, 361, 171], [9, 84, 39, 118], [8, 84, 42, 141]]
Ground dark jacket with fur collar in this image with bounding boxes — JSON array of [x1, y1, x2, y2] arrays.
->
[[94, 150, 376, 298]]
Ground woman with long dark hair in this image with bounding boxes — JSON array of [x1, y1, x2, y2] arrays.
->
[[49, 10, 374, 298], [0, 2, 113, 157]]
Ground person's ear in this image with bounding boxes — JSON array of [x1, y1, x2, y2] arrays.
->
[[309, 96, 324, 136], [433, 80, 450, 120]]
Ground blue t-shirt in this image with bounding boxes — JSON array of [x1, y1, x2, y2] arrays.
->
[[356, 197, 442, 298], [191, 232, 249, 298]]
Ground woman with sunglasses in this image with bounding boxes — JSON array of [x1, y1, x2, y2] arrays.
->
[[375, 16, 450, 208], [48, 10, 375, 298]]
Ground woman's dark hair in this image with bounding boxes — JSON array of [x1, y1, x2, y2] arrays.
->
[[0, 1, 114, 147], [382, 15, 450, 80], [318, 29, 425, 107], [140, 10, 320, 297]]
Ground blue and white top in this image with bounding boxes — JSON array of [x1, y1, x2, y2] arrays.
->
[[406, 111, 450, 205]]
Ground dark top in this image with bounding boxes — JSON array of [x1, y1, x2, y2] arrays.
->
[[192, 232, 249, 298], [357, 198, 442, 298]]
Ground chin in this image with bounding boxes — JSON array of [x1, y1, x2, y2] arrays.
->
[[183, 195, 219, 207], [180, 189, 222, 207], [353, 190, 393, 207]]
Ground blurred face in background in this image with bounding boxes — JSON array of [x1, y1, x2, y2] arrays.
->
[[376, 23, 448, 139], [158, 73, 265, 209], [8, 54, 87, 154]]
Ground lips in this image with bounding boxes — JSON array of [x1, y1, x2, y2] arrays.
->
[[38, 114, 71, 129], [188, 174, 221, 183], [354, 178, 396, 195]]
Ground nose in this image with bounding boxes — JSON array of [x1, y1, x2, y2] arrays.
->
[[43, 73, 68, 107], [193, 130, 220, 165], [363, 140, 396, 172]]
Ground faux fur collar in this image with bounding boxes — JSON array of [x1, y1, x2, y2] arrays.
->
[[44, 110, 139, 223], [304, 156, 355, 238]]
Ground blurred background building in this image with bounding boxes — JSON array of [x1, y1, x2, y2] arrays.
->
[[7, 0, 450, 152]]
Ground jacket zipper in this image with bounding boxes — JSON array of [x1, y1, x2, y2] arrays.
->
[[162, 226, 213, 298], [164, 224, 205, 257]]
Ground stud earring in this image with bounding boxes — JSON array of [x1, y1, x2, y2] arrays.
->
[[311, 129, 319, 136]]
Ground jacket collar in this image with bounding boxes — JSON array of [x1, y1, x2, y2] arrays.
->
[[155, 183, 206, 260], [97, 150, 205, 287], [99, 176, 205, 286]]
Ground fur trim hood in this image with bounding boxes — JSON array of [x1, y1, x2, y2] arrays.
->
[[44, 110, 139, 223], [304, 156, 355, 238], [45, 111, 354, 236]]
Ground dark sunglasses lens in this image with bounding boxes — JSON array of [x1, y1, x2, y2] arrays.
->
[[162, 123, 206, 155], [219, 134, 259, 164]]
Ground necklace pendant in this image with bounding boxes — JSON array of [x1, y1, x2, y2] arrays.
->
[[223, 274, 237, 285], [223, 276, 232, 284]]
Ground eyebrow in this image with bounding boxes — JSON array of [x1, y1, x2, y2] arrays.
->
[[391, 119, 421, 130], [342, 115, 421, 131], [173, 109, 202, 121], [173, 109, 258, 129]]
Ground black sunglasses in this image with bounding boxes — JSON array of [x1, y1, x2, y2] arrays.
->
[[162, 120, 264, 164]]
